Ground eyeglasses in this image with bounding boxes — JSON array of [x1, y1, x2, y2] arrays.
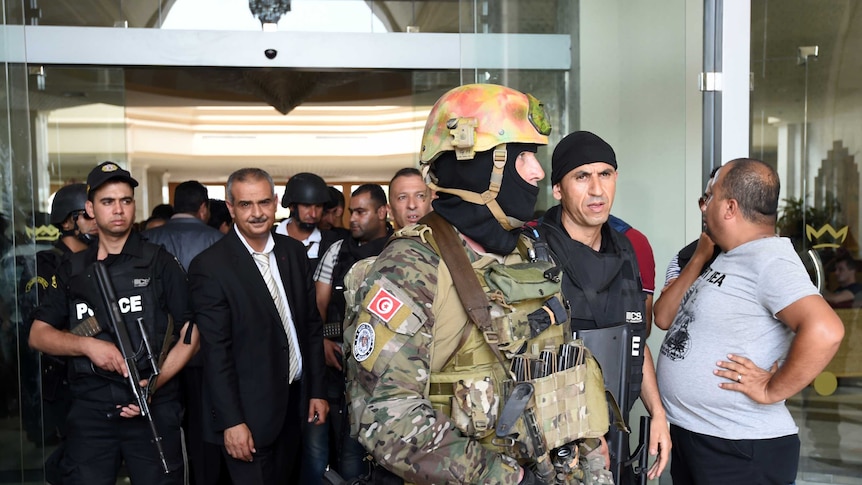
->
[[698, 192, 714, 209]]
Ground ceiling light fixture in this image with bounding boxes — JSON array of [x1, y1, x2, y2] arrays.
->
[[248, 0, 291, 29]]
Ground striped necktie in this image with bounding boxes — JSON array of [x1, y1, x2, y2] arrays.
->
[[253, 251, 299, 383]]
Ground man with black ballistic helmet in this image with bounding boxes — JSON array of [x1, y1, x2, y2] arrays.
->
[[276, 172, 342, 271], [22, 183, 97, 481]]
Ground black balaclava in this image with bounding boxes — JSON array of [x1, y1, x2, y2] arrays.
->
[[432, 142, 539, 254]]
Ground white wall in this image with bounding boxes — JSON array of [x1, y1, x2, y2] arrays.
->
[[580, 3, 702, 290], [580, 0, 702, 292], [579, 3, 703, 481]]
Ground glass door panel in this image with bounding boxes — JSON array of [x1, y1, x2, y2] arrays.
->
[[751, 0, 862, 480]]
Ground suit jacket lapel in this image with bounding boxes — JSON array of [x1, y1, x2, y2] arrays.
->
[[226, 230, 281, 323], [272, 238, 295, 316]]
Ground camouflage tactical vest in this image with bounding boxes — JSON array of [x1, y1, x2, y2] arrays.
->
[[344, 223, 612, 483]]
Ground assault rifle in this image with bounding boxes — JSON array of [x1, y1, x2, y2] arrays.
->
[[92, 261, 170, 474], [624, 415, 652, 485]]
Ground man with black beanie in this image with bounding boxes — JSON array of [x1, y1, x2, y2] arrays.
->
[[537, 131, 671, 483]]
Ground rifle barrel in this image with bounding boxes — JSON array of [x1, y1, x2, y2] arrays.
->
[[92, 261, 170, 474]]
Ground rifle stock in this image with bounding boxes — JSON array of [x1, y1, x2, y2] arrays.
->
[[92, 261, 170, 474]]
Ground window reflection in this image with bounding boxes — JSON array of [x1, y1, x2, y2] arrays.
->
[[752, 0, 862, 481]]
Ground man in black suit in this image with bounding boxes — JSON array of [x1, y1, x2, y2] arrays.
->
[[188, 168, 329, 485]]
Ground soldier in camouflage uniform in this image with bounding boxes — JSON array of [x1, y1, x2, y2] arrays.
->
[[343, 85, 608, 485]]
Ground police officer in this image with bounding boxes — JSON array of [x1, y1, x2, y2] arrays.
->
[[537, 131, 671, 483], [275, 172, 342, 271], [47, 183, 99, 254], [23, 183, 97, 481], [344, 84, 584, 484], [29, 161, 199, 485]]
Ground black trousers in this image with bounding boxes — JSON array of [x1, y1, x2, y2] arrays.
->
[[222, 381, 302, 485], [670, 424, 800, 485], [182, 366, 230, 485], [63, 398, 184, 485]]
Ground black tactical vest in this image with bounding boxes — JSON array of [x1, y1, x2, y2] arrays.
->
[[65, 242, 170, 385], [538, 215, 646, 414], [326, 230, 392, 328]]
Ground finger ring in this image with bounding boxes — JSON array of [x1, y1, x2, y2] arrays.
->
[[737, 374, 743, 383]]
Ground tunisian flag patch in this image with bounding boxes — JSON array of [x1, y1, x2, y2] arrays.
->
[[366, 287, 403, 322]]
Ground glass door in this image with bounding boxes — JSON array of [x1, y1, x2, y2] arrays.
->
[[751, 0, 862, 481]]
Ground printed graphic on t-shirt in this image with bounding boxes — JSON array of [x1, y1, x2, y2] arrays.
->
[[660, 284, 700, 361]]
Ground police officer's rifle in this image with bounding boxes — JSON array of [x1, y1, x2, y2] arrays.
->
[[92, 261, 170, 475]]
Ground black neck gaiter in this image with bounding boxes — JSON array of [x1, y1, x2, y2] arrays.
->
[[431, 144, 539, 254]]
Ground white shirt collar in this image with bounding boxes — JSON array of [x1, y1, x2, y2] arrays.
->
[[233, 224, 275, 254]]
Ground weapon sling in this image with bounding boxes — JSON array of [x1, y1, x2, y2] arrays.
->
[[419, 212, 509, 370], [420, 212, 560, 480]]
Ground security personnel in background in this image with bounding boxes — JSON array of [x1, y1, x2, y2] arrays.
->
[[321, 186, 350, 239], [47, 183, 99, 254], [537, 131, 670, 483], [344, 84, 602, 484], [23, 183, 97, 482], [275, 172, 342, 271], [29, 161, 199, 485], [308, 184, 392, 482], [25, 183, 97, 352]]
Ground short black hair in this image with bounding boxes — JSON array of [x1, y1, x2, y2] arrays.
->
[[173, 180, 209, 214], [389, 167, 423, 186], [150, 203, 175, 220], [325, 186, 345, 210], [352, 183, 387, 209], [709, 165, 721, 179], [207, 198, 231, 229]]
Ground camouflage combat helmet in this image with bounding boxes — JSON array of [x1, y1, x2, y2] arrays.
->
[[420, 83, 550, 164], [419, 84, 551, 230], [50, 183, 88, 225]]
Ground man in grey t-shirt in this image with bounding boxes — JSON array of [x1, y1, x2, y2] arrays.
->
[[654, 158, 844, 484]]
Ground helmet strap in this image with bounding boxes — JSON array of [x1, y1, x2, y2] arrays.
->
[[426, 144, 521, 230]]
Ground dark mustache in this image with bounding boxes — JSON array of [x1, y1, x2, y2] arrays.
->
[[248, 216, 268, 224]]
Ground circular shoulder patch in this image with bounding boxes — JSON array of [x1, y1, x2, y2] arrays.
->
[[353, 322, 375, 362]]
